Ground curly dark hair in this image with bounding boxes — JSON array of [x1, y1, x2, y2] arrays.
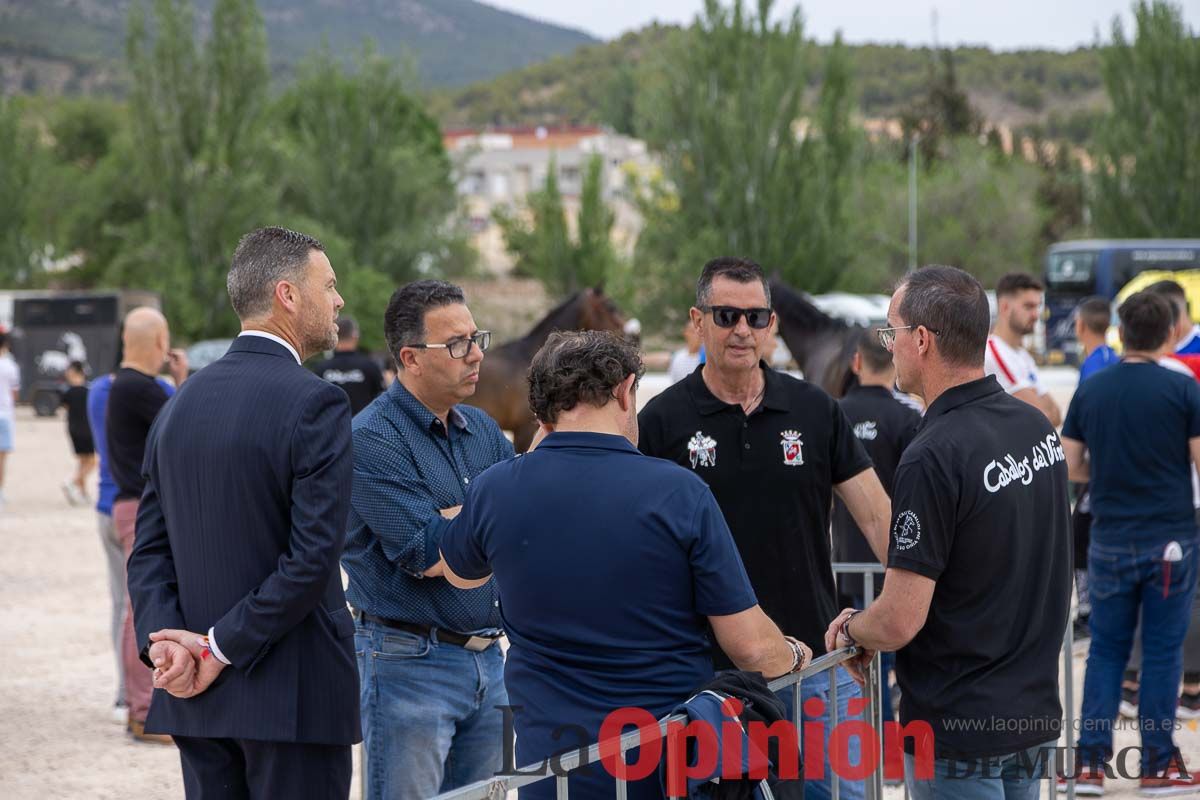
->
[[528, 331, 644, 425]]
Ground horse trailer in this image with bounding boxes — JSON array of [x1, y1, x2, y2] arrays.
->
[[0, 290, 161, 416]]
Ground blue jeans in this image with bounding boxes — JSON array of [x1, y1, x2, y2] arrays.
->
[[903, 742, 1050, 800], [356, 619, 508, 800], [1078, 538, 1197, 774], [777, 665, 865, 800]]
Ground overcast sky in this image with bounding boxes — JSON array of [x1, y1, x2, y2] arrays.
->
[[488, 0, 1200, 50]]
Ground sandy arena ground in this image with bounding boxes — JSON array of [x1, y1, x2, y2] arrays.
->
[[1, 384, 1198, 799]]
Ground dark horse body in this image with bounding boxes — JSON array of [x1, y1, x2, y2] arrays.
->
[[769, 279, 862, 398], [467, 288, 628, 451]]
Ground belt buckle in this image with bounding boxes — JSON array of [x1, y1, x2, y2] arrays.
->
[[463, 635, 495, 652]]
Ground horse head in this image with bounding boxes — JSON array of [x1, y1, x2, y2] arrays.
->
[[578, 286, 638, 340]]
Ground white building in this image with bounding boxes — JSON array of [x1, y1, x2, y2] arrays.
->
[[444, 125, 654, 274]]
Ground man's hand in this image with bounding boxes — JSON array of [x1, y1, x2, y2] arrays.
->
[[423, 559, 446, 578], [149, 640, 196, 696], [149, 629, 227, 698], [825, 608, 857, 653], [166, 348, 189, 387], [824, 608, 876, 687], [439, 505, 462, 520]]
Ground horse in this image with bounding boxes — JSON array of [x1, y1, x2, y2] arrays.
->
[[468, 287, 631, 451], [769, 279, 862, 398]]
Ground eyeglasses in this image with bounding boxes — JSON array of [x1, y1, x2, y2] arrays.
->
[[405, 331, 491, 359], [700, 305, 773, 330], [876, 325, 941, 352]]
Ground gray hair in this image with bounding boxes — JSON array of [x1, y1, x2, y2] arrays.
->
[[226, 227, 325, 320], [895, 265, 990, 368]]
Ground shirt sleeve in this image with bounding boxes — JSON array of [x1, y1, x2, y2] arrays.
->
[[350, 427, 453, 576], [830, 399, 873, 484], [688, 489, 758, 616], [985, 339, 1034, 394], [887, 451, 957, 581], [440, 481, 492, 581], [1061, 387, 1086, 443]]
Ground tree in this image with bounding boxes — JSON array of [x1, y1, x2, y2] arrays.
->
[[629, 0, 856, 323], [900, 49, 982, 166], [120, 0, 275, 340], [847, 138, 1046, 290], [0, 96, 36, 285], [1091, 1, 1200, 237], [495, 154, 618, 295], [274, 45, 471, 284]]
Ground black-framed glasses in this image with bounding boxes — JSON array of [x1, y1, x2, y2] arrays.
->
[[700, 305, 773, 330], [876, 325, 941, 352], [405, 331, 491, 359]]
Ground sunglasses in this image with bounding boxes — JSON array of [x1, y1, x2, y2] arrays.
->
[[405, 331, 491, 359], [700, 305, 773, 330]]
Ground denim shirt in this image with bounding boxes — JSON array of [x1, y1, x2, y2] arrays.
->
[[342, 380, 513, 634]]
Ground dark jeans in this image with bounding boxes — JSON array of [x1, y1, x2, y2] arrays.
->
[[1078, 538, 1198, 773]]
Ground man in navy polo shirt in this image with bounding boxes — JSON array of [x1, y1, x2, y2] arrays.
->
[[1063, 290, 1200, 793], [439, 330, 812, 800]]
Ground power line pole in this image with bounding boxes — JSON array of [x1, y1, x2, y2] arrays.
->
[[908, 132, 919, 271]]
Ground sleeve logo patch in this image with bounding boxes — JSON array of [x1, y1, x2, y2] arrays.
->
[[893, 510, 921, 551]]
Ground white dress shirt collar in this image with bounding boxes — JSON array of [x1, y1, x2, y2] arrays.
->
[[238, 330, 301, 365]]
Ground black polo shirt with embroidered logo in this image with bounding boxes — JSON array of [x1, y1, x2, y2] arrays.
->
[[638, 363, 872, 662], [887, 374, 1070, 759]]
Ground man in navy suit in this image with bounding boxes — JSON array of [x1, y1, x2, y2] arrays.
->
[[127, 226, 360, 799]]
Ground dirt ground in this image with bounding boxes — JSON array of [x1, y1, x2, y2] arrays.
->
[[1, 401, 1197, 799]]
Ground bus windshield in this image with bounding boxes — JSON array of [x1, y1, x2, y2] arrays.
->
[[1046, 251, 1097, 292]]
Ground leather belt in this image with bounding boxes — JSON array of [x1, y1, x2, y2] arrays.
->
[[358, 612, 499, 652]]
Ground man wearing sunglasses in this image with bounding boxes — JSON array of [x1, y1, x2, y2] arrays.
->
[[341, 280, 514, 799], [638, 257, 892, 800]]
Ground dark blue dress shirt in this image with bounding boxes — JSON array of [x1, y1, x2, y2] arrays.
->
[[342, 380, 514, 633]]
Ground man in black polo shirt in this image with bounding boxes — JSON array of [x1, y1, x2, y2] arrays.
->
[[313, 316, 385, 415], [825, 266, 1070, 799], [639, 256, 893, 800]]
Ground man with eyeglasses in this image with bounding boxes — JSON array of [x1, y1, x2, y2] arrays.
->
[[638, 256, 892, 800], [341, 280, 514, 799], [826, 266, 1070, 799]]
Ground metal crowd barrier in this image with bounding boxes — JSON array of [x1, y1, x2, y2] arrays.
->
[[431, 646, 875, 800], [386, 562, 1082, 800]]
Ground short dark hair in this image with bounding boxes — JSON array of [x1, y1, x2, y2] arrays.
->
[[1076, 297, 1112, 336], [696, 257, 771, 308], [855, 328, 893, 373], [67, 360, 86, 375], [1146, 280, 1189, 322], [1118, 291, 1174, 352], [337, 316, 359, 341], [384, 280, 466, 364], [0, 331, 8, 350], [227, 227, 325, 320], [528, 331, 644, 425], [995, 272, 1044, 298], [895, 265, 991, 368]]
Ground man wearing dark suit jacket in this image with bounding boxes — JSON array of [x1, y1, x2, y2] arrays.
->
[[127, 226, 359, 799]]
